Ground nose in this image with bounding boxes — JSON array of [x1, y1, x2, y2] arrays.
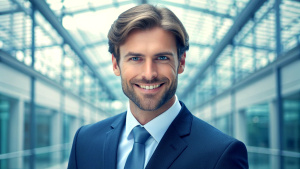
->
[[142, 59, 158, 80]]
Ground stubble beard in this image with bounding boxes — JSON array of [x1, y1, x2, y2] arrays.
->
[[121, 76, 178, 111]]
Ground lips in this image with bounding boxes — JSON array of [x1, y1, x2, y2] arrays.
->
[[135, 83, 164, 90]]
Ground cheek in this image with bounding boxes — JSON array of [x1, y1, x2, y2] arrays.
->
[[160, 64, 177, 78], [166, 58, 179, 72], [120, 66, 138, 80], [168, 61, 179, 73]]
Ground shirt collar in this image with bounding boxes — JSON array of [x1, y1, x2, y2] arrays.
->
[[125, 105, 140, 140], [125, 95, 182, 142]]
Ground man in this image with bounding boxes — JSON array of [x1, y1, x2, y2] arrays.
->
[[68, 4, 248, 169]]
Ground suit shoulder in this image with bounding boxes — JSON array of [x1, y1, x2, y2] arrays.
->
[[186, 116, 248, 168], [191, 115, 238, 144], [79, 112, 126, 136]]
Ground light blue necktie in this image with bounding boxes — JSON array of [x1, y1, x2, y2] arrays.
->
[[124, 126, 150, 169]]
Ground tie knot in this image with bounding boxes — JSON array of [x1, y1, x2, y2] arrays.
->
[[132, 126, 150, 144]]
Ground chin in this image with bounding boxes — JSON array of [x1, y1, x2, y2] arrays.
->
[[136, 98, 162, 111]]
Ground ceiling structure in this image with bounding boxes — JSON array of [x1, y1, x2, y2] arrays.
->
[[1, 0, 300, 112]]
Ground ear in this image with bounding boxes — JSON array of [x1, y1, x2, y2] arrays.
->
[[112, 54, 120, 76], [178, 52, 186, 74]]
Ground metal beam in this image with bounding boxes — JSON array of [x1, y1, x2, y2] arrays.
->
[[180, 0, 267, 100], [0, 49, 107, 114], [160, 1, 233, 19], [82, 40, 107, 49], [30, 4, 36, 169], [189, 44, 300, 112], [234, 2, 273, 46], [63, 1, 133, 15], [29, 0, 117, 100], [190, 42, 275, 52], [189, 42, 211, 48], [275, 0, 283, 168], [0, 8, 22, 15]]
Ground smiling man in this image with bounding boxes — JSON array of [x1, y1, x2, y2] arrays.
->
[[113, 27, 184, 125], [68, 4, 248, 169]]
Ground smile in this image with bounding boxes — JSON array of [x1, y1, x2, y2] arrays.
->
[[136, 84, 163, 90]]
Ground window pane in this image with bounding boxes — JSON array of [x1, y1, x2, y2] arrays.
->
[[215, 114, 232, 136], [24, 103, 30, 150], [246, 103, 269, 148], [248, 152, 270, 169], [284, 156, 300, 169], [283, 92, 300, 153], [24, 104, 53, 149], [0, 94, 11, 169], [36, 110, 51, 148], [63, 114, 71, 144]]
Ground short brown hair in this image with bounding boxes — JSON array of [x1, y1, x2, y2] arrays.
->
[[107, 4, 189, 63]]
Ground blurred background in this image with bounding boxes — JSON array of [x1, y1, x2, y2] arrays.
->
[[0, 0, 299, 168]]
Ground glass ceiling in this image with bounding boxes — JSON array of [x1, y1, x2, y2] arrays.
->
[[1, 0, 300, 112]]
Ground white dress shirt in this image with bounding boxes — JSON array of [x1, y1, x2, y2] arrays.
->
[[117, 96, 182, 169]]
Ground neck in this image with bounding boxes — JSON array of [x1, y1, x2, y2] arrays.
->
[[129, 96, 176, 125]]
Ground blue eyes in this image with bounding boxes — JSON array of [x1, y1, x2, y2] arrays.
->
[[130, 56, 168, 61], [158, 56, 168, 60], [131, 57, 140, 61]]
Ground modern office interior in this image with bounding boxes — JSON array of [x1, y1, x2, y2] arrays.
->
[[0, 0, 299, 168]]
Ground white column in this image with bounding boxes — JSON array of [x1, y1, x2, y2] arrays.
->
[[8, 98, 24, 169], [269, 101, 280, 169], [234, 108, 247, 144], [71, 117, 81, 140], [51, 110, 62, 165]]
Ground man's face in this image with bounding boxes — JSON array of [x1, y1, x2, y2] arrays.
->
[[112, 27, 185, 111]]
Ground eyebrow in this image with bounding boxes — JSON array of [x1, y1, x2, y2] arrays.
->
[[124, 52, 144, 58], [154, 52, 174, 57], [124, 51, 175, 58]]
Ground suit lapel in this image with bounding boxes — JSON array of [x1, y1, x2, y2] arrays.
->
[[146, 103, 193, 169], [103, 112, 126, 169]]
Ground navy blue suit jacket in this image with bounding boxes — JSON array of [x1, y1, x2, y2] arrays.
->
[[68, 102, 248, 169]]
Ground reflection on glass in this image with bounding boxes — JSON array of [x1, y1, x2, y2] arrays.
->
[[0, 157, 24, 169], [24, 103, 30, 150], [284, 156, 300, 169], [36, 153, 50, 169], [283, 92, 300, 153], [246, 103, 269, 148], [24, 104, 54, 168], [24, 105, 53, 148], [36, 112, 51, 148], [0, 94, 11, 169], [215, 114, 231, 136], [248, 152, 270, 169], [63, 149, 70, 165], [63, 114, 74, 144]]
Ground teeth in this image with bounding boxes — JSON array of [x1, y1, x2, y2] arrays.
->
[[140, 84, 160, 90]]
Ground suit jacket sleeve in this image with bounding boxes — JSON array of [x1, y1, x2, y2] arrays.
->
[[67, 126, 83, 169], [214, 140, 248, 169]]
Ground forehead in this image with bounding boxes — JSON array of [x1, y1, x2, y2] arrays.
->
[[120, 27, 177, 54]]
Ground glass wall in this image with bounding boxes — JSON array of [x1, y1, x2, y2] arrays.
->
[[248, 152, 270, 169], [246, 103, 270, 169], [215, 114, 232, 136], [283, 92, 300, 169], [246, 103, 269, 148], [24, 104, 59, 168], [243, 91, 300, 169], [63, 114, 74, 162], [0, 94, 11, 169], [0, 86, 88, 169], [284, 157, 300, 169]]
